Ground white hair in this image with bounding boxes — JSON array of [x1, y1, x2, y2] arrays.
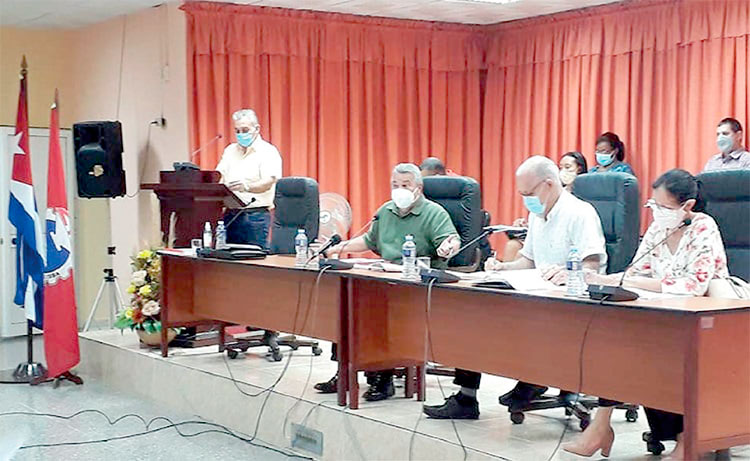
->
[[516, 155, 559, 181], [392, 163, 423, 186], [232, 109, 259, 125]]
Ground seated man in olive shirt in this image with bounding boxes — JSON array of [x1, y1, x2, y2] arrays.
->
[[314, 162, 461, 401]]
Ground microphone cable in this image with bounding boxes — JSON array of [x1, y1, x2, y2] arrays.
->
[[0, 408, 312, 459], [545, 294, 609, 461], [410, 279, 516, 461]]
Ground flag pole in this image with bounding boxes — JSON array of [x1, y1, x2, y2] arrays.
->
[[40, 88, 83, 387], [0, 56, 50, 384]]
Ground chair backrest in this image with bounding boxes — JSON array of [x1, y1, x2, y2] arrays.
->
[[270, 177, 320, 254], [572, 172, 640, 274], [696, 170, 750, 282], [422, 175, 482, 268]]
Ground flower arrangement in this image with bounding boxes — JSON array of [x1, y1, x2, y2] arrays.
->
[[114, 249, 163, 333]]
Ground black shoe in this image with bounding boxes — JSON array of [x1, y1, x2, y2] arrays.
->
[[498, 389, 517, 406], [314, 375, 338, 394], [423, 393, 479, 420], [499, 383, 548, 407], [506, 384, 549, 412], [363, 381, 395, 401]]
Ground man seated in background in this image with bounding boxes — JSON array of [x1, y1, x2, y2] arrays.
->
[[703, 117, 750, 172], [314, 163, 461, 401], [486, 155, 607, 411], [420, 157, 458, 177], [420, 156, 492, 268]]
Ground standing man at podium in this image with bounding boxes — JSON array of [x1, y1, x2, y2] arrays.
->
[[216, 109, 282, 249]]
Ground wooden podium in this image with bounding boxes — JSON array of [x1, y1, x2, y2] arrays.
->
[[142, 169, 244, 348], [142, 170, 243, 247]]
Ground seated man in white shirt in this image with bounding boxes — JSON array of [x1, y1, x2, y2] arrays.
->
[[487, 155, 607, 411], [216, 109, 282, 250]]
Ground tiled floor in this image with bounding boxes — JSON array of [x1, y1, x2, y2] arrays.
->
[[0, 336, 295, 461], [2, 331, 749, 461]]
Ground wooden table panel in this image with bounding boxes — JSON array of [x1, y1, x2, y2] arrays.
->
[[159, 253, 750, 456], [192, 259, 341, 341], [695, 312, 750, 449]]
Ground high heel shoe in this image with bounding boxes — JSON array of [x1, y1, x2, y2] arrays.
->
[[562, 427, 615, 458]]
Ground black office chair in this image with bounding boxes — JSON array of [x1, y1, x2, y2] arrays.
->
[[224, 177, 323, 361], [423, 175, 484, 271], [504, 173, 642, 429], [639, 170, 750, 456], [421, 176, 485, 378], [697, 170, 750, 282]]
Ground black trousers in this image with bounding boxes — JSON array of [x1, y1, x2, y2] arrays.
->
[[644, 408, 683, 441], [454, 369, 482, 389], [330, 344, 392, 386]]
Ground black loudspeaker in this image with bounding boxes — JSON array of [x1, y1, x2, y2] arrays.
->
[[74, 121, 126, 198]]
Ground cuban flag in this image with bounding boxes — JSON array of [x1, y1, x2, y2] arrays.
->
[[8, 57, 46, 329], [43, 91, 80, 377]]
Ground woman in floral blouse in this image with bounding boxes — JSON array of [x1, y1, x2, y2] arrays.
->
[[563, 168, 728, 460]]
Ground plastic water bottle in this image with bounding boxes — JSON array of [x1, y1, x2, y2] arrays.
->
[[215, 220, 227, 249], [295, 229, 308, 268], [566, 247, 584, 296], [402, 235, 418, 280], [202, 222, 213, 249]]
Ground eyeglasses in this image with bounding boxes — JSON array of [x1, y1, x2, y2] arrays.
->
[[234, 127, 255, 134], [645, 199, 682, 211], [520, 178, 547, 197]]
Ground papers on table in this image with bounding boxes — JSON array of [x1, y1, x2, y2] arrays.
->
[[341, 258, 385, 265], [340, 258, 402, 273], [625, 287, 691, 300], [453, 269, 564, 292], [158, 248, 196, 257]]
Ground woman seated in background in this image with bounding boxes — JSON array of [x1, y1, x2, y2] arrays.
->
[[589, 132, 635, 175], [502, 151, 588, 261], [559, 151, 588, 192], [563, 169, 729, 460]]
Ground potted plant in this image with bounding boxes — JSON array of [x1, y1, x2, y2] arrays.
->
[[114, 249, 177, 346]]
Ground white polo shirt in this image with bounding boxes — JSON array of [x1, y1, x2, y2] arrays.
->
[[519, 190, 607, 271], [216, 135, 282, 208]]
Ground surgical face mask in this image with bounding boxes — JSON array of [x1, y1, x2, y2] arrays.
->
[[236, 131, 256, 147], [523, 195, 545, 216], [559, 169, 577, 186], [717, 134, 734, 154], [595, 151, 615, 167], [391, 187, 416, 209], [650, 203, 686, 230]]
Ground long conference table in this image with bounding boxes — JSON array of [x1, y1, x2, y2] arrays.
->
[[159, 252, 750, 459]]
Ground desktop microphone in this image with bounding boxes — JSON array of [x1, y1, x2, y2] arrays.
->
[[306, 234, 345, 269], [483, 224, 520, 234], [588, 218, 692, 302], [319, 216, 380, 270], [190, 134, 223, 161], [419, 227, 493, 284], [174, 134, 224, 171]]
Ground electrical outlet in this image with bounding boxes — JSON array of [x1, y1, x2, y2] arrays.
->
[[290, 423, 323, 456]]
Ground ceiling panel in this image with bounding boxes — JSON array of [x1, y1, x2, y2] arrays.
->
[[0, 0, 623, 28]]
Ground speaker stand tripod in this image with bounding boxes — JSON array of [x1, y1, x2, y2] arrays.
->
[[83, 267, 126, 332]]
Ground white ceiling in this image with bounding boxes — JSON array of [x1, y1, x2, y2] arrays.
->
[[0, 0, 623, 28]]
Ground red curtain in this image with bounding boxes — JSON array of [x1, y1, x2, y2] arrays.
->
[[183, 2, 485, 230], [184, 0, 749, 235], [482, 0, 750, 227]]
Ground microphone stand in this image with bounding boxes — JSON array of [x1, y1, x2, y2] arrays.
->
[[420, 228, 492, 283], [588, 218, 691, 302]]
